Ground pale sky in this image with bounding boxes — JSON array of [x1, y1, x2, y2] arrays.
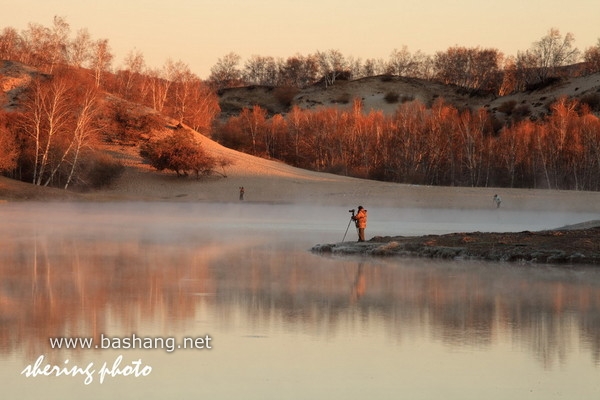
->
[[2, 0, 599, 79]]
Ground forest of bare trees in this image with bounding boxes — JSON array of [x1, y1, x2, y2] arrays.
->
[[0, 17, 220, 188], [216, 97, 600, 190], [1, 17, 600, 190]]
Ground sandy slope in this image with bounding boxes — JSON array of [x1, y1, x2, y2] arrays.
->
[[219, 72, 600, 121]]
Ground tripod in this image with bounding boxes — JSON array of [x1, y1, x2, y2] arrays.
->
[[342, 217, 355, 242]]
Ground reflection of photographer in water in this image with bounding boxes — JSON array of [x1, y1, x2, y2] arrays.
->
[[350, 262, 366, 302], [350, 206, 368, 242]]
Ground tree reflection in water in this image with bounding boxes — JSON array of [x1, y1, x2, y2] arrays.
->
[[1, 204, 600, 371]]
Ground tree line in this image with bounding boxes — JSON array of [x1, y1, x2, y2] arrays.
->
[[209, 28, 600, 95], [3, 18, 599, 96], [215, 97, 600, 191]]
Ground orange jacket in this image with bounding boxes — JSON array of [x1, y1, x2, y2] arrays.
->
[[353, 209, 367, 229]]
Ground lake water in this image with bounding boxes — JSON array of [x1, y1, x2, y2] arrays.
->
[[1, 202, 599, 399]]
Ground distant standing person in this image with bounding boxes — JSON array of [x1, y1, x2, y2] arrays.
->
[[239, 186, 245, 201], [493, 194, 501, 208], [352, 206, 368, 242]]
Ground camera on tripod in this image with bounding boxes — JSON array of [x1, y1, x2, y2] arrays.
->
[[348, 209, 355, 216]]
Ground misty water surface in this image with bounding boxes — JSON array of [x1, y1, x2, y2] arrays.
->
[[1, 202, 599, 399]]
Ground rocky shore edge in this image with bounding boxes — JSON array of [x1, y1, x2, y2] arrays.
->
[[311, 221, 600, 266]]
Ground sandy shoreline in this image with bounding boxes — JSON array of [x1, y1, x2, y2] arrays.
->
[[4, 164, 600, 214]]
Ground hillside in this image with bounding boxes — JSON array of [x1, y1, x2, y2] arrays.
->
[[0, 60, 40, 111], [2, 60, 600, 206], [4, 59, 600, 135], [218, 73, 600, 120]]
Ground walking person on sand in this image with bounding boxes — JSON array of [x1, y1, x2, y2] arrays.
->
[[493, 194, 501, 208], [239, 186, 245, 201]]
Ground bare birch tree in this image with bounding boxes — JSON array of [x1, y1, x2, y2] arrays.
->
[[90, 38, 113, 88], [583, 39, 600, 74], [0, 27, 22, 61], [315, 49, 348, 87], [23, 76, 71, 185], [167, 60, 196, 125], [64, 88, 100, 188], [183, 80, 220, 133], [69, 28, 93, 68], [208, 52, 243, 89], [47, 16, 70, 73], [19, 74, 101, 187], [239, 106, 267, 155], [387, 46, 419, 77], [243, 55, 278, 86], [117, 49, 146, 101], [530, 28, 580, 83]]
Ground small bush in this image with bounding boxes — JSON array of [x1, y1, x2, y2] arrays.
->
[[140, 130, 219, 178], [497, 100, 517, 115], [0, 114, 18, 173], [490, 115, 503, 135], [134, 113, 164, 132], [384, 91, 400, 104], [335, 70, 352, 81], [525, 77, 561, 91], [72, 152, 124, 190], [580, 93, 600, 111], [85, 154, 125, 189], [273, 86, 298, 108], [512, 104, 531, 121], [544, 98, 557, 112], [333, 93, 351, 104], [105, 102, 164, 144]]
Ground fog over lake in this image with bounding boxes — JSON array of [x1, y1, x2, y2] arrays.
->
[[1, 202, 599, 399]]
